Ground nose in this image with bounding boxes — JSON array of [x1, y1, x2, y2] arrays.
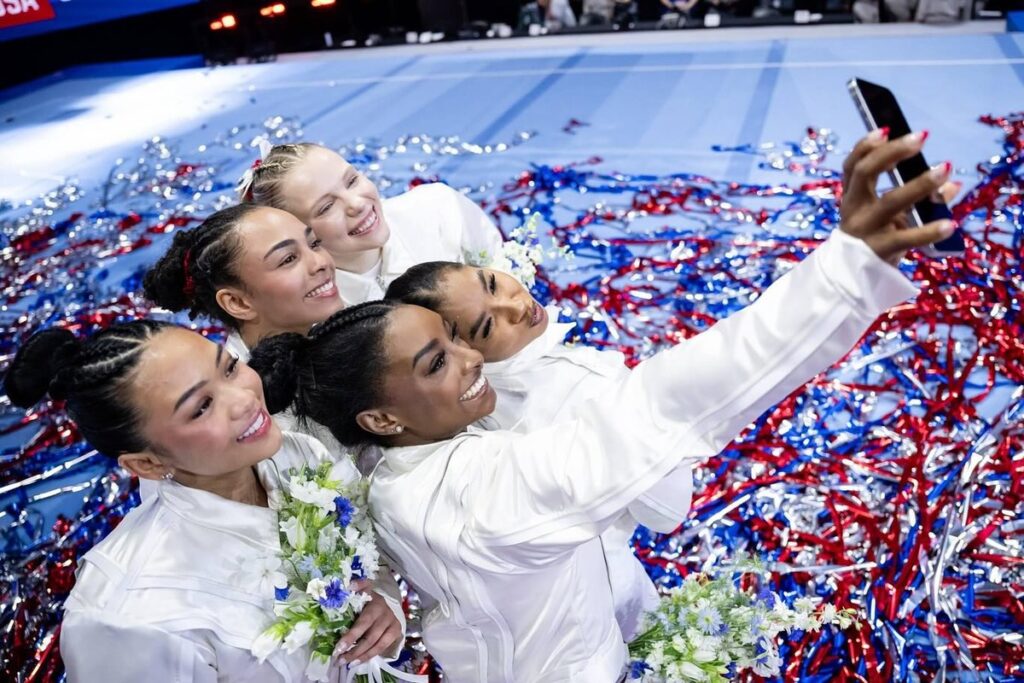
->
[[458, 343, 484, 372], [495, 294, 530, 324], [343, 190, 368, 217], [227, 383, 261, 421], [308, 246, 330, 274]]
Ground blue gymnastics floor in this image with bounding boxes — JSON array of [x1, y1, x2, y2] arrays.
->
[[1, 22, 1023, 681]]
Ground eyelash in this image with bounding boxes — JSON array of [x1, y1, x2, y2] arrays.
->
[[315, 176, 359, 216], [428, 324, 460, 375], [191, 356, 239, 419]]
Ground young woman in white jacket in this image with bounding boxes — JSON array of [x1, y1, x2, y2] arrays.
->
[[140, 205, 405, 663], [4, 322, 396, 681], [238, 143, 505, 304], [248, 133, 954, 682]]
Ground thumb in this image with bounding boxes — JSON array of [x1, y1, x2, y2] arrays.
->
[[883, 219, 956, 256]]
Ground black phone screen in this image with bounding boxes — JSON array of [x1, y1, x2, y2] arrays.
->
[[850, 79, 958, 229]]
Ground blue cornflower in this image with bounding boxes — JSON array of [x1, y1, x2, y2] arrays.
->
[[274, 585, 290, 601], [628, 660, 650, 679], [755, 585, 776, 608], [351, 555, 365, 580], [319, 578, 349, 610], [334, 497, 354, 528]]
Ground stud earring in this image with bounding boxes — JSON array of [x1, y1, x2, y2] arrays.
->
[[162, 471, 175, 481], [393, 425, 404, 434]]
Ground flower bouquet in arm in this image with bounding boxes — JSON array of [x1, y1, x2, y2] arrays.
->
[[251, 460, 425, 683]]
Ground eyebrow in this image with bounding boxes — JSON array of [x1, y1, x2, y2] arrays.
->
[[173, 345, 224, 413], [264, 239, 296, 260], [412, 339, 440, 370]]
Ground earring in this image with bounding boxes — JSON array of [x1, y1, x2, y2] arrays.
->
[[393, 425, 404, 434], [162, 471, 175, 481]]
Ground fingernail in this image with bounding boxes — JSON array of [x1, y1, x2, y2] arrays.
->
[[930, 162, 951, 182], [878, 126, 890, 140], [939, 220, 956, 237], [911, 130, 930, 144], [334, 642, 353, 656]]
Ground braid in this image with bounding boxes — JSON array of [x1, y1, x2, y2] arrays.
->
[[251, 301, 400, 448], [6, 320, 171, 457], [245, 143, 323, 209], [384, 261, 463, 313], [143, 205, 253, 329]]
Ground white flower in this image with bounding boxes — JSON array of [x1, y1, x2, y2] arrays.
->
[[794, 597, 817, 613], [692, 649, 717, 664], [821, 603, 838, 624], [290, 479, 337, 515], [305, 652, 331, 682], [679, 661, 708, 681], [233, 555, 288, 599], [306, 578, 328, 600], [251, 629, 283, 663], [794, 611, 820, 632], [317, 524, 341, 555], [346, 590, 372, 613], [280, 515, 306, 550], [282, 621, 315, 653]]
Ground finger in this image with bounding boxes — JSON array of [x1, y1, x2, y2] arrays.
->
[[937, 180, 962, 205], [343, 621, 391, 663], [867, 161, 950, 229], [334, 609, 374, 653], [879, 218, 956, 255], [848, 131, 928, 199], [842, 128, 890, 182]]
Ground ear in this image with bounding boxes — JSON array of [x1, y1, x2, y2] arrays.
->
[[118, 450, 171, 481], [216, 287, 257, 323], [355, 409, 403, 438]]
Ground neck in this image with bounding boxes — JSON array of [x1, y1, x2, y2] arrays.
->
[[239, 319, 310, 350], [175, 465, 269, 507], [332, 247, 382, 275]]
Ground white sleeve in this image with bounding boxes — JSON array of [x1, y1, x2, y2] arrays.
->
[[62, 610, 218, 683], [459, 230, 918, 564], [371, 563, 407, 661], [442, 185, 505, 266]]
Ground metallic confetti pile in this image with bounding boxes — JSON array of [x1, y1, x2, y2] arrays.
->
[[1, 113, 1021, 681]]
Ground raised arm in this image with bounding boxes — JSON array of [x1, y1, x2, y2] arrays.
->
[[458, 132, 954, 562]]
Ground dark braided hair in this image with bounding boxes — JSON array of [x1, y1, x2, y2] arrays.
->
[[249, 301, 399, 448], [143, 204, 258, 329], [384, 261, 463, 313], [5, 321, 172, 457]]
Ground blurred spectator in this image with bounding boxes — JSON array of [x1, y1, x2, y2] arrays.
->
[[658, 0, 704, 24], [519, 0, 578, 29], [579, 0, 638, 27]]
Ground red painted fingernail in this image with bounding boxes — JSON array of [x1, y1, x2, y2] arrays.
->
[[944, 161, 952, 174], [920, 130, 930, 143], [879, 126, 890, 139]]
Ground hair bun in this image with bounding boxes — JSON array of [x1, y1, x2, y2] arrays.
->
[[5, 328, 80, 407], [248, 332, 309, 415]]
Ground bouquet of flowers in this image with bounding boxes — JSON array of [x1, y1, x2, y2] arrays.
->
[[249, 461, 420, 683], [627, 571, 856, 682], [468, 212, 571, 289]]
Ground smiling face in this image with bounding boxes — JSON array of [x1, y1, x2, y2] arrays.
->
[[128, 328, 282, 478], [433, 266, 549, 362], [362, 305, 496, 443], [275, 146, 389, 268], [220, 206, 344, 335]]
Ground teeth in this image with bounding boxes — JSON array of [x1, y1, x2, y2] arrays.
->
[[238, 412, 265, 441], [459, 376, 487, 402], [349, 209, 376, 236], [307, 281, 334, 298]]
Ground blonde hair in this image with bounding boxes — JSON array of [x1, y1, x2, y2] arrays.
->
[[236, 142, 326, 208]]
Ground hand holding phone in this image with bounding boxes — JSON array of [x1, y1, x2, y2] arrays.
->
[[847, 78, 965, 256]]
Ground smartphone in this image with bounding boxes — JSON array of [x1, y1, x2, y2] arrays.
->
[[847, 78, 964, 256]]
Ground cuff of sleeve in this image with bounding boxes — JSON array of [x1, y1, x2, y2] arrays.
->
[[818, 230, 919, 314], [374, 589, 407, 661]]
